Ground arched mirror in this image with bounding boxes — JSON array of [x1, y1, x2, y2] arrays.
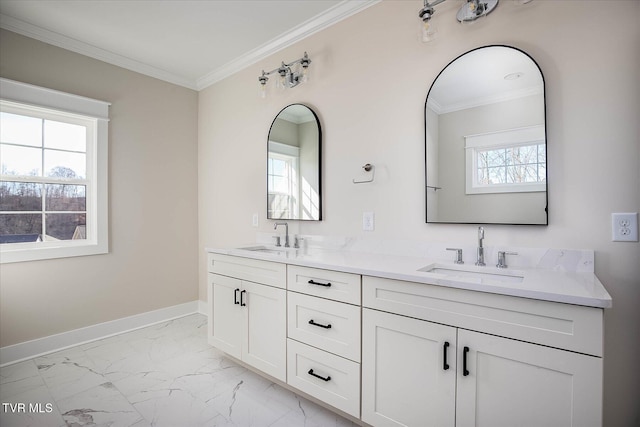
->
[[425, 45, 547, 225], [267, 104, 322, 220]]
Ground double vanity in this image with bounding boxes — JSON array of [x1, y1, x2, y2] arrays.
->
[[206, 239, 611, 427], [202, 43, 611, 426]]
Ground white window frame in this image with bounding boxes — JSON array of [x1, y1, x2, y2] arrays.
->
[[0, 78, 109, 263], [465, 125, 545, 195]]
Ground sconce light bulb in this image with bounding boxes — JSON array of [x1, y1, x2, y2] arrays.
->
[[421, 19, 437, 42]]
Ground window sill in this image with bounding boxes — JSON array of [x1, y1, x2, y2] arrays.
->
[[0, 241, 108, 263]]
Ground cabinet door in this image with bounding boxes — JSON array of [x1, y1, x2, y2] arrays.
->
[[456, 329, 603, 427], [209, 273, 242, 359], [242, 280, 287, 382], [362, 309, 457, 427]]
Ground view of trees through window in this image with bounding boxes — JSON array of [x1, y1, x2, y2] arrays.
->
[[0, 110, 88, 244], [476, 143, 546, 186]]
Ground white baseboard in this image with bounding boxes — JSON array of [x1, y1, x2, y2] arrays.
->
[[0, 300, 205, 367], [197, 299, 208, 316]]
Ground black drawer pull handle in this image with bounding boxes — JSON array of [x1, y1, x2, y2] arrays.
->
[[463, 346, 470, 376], [308, 319, 332, 329], [240, 290, 247, 307], [234, 288, 240, 305], [308, 369, 331, 382], [443, 341, 450, 370], [308, 279, 331, 287]]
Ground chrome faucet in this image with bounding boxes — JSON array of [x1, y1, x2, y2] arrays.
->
[[475, 226, 486, 266], [274, 222, 289, 248]]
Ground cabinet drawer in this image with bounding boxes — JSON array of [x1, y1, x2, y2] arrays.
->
[[288, 292, 361, 362], [288, 265, 361, 305], [363, 276, 603, 357], [208, 253, 286, 289], [287, 339, 360, 418]]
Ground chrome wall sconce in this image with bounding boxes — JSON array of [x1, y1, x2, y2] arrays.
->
[[258, 52, 311, 98], [419, 0, 528, 42]]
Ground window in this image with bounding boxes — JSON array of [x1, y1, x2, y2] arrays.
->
[[0, 78, 109, 263], [465, 125, 546, 194], [267, 141, 299, 219]]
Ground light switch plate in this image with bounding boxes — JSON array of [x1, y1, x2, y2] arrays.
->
[[252, 213, 259, 227], [611, 212, 638, 242]]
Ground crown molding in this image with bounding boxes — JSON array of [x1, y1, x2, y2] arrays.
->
[[0, 14, 198, 90], [195, 0, 381, 90], [1, 0, 381, 92], [433, 86, 543, 115]]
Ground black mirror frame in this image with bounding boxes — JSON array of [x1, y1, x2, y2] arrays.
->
[[266, 103, 323, 221], [424, 45, 548, 226]]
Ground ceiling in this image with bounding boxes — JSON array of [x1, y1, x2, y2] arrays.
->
[[428, 46, 544, 114], [0, 0, 379, 90]]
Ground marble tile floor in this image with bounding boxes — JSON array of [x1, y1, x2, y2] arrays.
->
[[0, 314, 357, 427]]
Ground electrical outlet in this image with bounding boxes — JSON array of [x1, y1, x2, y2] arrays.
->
[[363, 212, 375, 231], [252, 213, 259, 227], [611, 212, 638, 242]]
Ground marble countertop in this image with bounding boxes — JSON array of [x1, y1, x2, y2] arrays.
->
[[206, 244, 612, 309]]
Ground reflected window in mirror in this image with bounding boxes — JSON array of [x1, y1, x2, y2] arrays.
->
[[425, 45, 547, 225], [465, 125, 546, 194], [267, 104, 322, 221]]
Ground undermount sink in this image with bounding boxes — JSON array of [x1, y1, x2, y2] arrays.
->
[[238, 245, 296, 255], [418, 263, 524, 284]]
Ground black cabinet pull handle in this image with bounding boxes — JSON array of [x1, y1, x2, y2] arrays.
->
[[234, 288, 240, 305], [308, 369, 331, 382], [443, 341, 450, 370], [240, 290, 246, 307], [308, 279, 331, 287], [463, 346, 470, 376], [308, 319, 332, 329]]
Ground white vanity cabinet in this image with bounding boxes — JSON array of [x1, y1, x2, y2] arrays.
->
[[361, 276, 604, 427], [206, 248, 608, 427], [286, 265, 362, 418], [207, 253, 287, 382]]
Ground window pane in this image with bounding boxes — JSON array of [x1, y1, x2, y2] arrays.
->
[[0, 112, 42, 147], [487, 167, 506, 184], [522, 165, 538, 182], [0, 181, 42, 211], [44, 213, 86, 240], [477, 168, 488, 185], [44, 120, 86, 152], [44, 150, 86, 179], [0, 144, 42, 176], [46, 184, 86, 211], [518, 145, 538, 164], [477, 152, 488, 169], [486, 149, 506, 167], [506, 165, 522, 183], [538, 144, 546, 163], [268, 194, 289, 218], [0, 213, 42, 243], [272, 159, 286, 176], [273, 176, 288, 193], [538, 164, 547, 181]]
